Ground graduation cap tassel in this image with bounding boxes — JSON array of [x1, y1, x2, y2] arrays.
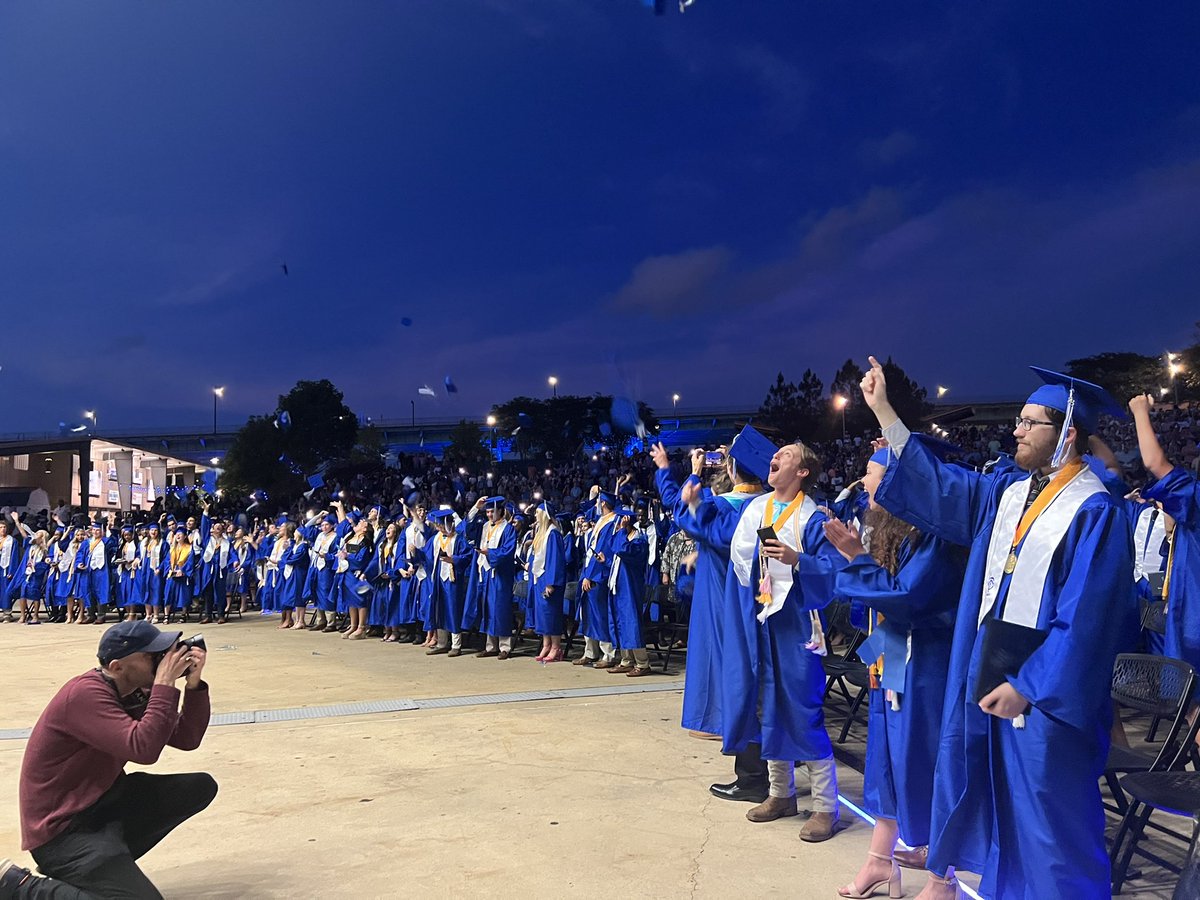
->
[[1050, 387, 1076, 470]]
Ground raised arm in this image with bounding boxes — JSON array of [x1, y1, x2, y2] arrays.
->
[[1129, 394, 1172, 479]]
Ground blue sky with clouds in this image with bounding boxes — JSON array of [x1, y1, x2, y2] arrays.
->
[[2, 0, 1198, 431]]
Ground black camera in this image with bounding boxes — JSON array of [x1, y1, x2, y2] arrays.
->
[[181, 634, 207, 653], [180, 634, 206, 675]]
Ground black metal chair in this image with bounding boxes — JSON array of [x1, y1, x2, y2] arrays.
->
[[1104, 654, 1197, 816], [561, 581, 580, 656], [1111, 770, 1200, 894], [822, 600, 868, 724], [1139, 601, 1170, 740], [646, 583, 688, 674]]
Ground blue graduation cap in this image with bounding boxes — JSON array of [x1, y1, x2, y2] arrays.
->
[[614, 506, 636, 518], [275, 410, 292, 430], [598, 422, 613, 438], [400, 317, 413, 327], [322, 513, 338, 526], [538, 500, 557, 517], [597, 490, 617, 507], [307, 474, 325, 490], [275, 514, 290, 526], [120, 523, 134, 533], [484, 496, 506, 510], [444, 376, 458, 395], [146, 521, 159, 532], [728, 425, 777, 483], [1028, 367, 1125, 467]]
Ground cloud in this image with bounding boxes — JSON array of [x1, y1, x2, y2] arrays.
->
[[610, 245, 733, 314], [731, 44, 811, 129], [858, 130, 921, 168]]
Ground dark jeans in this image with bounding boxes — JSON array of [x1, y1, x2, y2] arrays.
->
[[200, 576, 227, 620], [734, 742, 769, 790], [19, 772, 217, 899]]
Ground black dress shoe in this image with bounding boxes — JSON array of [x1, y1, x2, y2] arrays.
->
[[709, 781, 769, 804]]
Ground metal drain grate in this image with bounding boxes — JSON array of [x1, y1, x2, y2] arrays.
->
[[0, 681, 685, 740]]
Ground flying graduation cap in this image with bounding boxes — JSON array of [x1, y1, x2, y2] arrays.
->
[[418, 385, 436, 398], [444, 376, 458, 395]]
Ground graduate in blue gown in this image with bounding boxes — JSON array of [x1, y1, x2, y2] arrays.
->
[[427, 510, 472, 655], [605, 507, 652, 675], [528, 502, 567, 662], [365, 521, 402, 640], [721, 441, 848, 842], [308, 514, 341, 632], [138, 523, 168, 623], [163, 528, 195, 621], [1131, 394, 1199, 692], [826, 445, 965, 899], [336, 513, 374, 640], [576, 491, 618, 666], [651, 429, 771, 740], [465, 496, 517, 658], [862, 357, 1137, 899]]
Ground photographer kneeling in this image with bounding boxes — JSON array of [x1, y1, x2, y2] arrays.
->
[[2, 622, 216, 899]]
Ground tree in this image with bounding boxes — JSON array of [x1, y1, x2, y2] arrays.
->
[[755, 370, 825, 441], [219, 379, 358, 501], [220, 415, 292, 498], [829, 359, 873, 435], [880, 357, 932, 427], [1064, 352, 1164, 405], [443, 420, 493, 471], [276, 379, 358, 470]]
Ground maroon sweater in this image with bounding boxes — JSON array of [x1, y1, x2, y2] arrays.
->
[[19, 670, 211, 850]]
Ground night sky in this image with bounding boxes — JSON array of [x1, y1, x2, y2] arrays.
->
[[3, 1, 1199, 432]]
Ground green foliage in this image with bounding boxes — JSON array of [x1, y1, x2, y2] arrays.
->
[[442, 420, 493, 471], [880, 357, 932, 427], [219, 379, 358, 499]]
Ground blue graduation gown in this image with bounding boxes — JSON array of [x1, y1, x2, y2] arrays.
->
[[720, 510, 844, 762], [530, 529, 567, 636], [1145, 467, 1199, 690], [430, 533, 471, 632], [876, 433, 1137, 898], [835, 531, 963, 847], [136, 539, 168, 608], [334, 539, 372, 612], [464, 521, 516, 637], [365, 542, 400, 627], [164, 547, 195, 610], [607, 529, 648, 650], [657, 468, 759, 734], [579, 516, 617, 643], [277, 539, 310, 610]]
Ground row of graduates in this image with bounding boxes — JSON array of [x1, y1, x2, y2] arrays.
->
[[0, 511, 242, 625], [653, 362, 1187, 900], [248, 494, 663, 670]]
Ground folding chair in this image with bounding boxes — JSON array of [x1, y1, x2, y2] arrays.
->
[[1104, 654, 1197, 816], [1111, 771, 1200, 894]]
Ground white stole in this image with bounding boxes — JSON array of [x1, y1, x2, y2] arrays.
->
[[979, 467, 1104, 627], [730, 492, 819, 623], [1133, 506, 1167, 581]]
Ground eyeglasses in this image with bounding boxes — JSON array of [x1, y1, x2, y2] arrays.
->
[[1014, 416, 1056, 432]]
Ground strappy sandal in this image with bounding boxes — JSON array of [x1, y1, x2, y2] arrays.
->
[[837, 851, 902, 899]]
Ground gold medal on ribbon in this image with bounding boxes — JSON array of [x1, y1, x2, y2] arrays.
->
[[1004, 552, 1017, 575]]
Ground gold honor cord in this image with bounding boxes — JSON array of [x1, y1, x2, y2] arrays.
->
[[1003, 459, 1085, 575]]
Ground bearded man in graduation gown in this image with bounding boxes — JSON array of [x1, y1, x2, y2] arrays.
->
[[861, 355, 1137, 900]]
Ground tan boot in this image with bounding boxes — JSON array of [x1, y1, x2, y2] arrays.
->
[[745, 795, 798, 822], [798, 810, 841, 842]]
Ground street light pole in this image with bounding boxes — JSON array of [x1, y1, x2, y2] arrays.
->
[[411, 399, 416, 426], [672, 393, 680, 411], [833, 395, 848, 439], [212, 387, 225, 435], [548, 375, 558, 398]]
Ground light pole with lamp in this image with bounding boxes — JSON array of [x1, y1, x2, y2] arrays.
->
[[1167, 352, 1184, 406], [937, 385, 949, 399], [212, 386, 225, 435], [672, 393, 680, 410], [84, 410, 97, 432], [548, 376, 558, 398], [833, 394, 848, 439]]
